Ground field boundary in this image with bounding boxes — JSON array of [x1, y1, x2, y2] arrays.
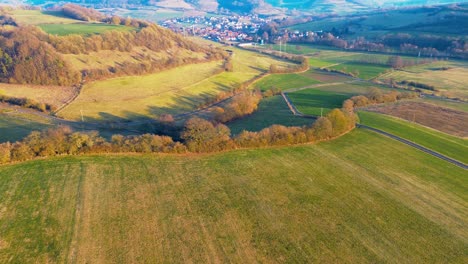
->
[[281, 92, 468, 169]]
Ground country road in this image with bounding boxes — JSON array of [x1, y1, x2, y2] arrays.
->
[[280, 92, 468, 170]]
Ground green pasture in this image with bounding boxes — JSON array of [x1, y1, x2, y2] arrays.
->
[[358, 111, 468, 163], [227, 95, 313, 134], [287, 88, 355, 116], [329, 62, 390, 80], [39, 23, 135, 36], [59, 47, 295, 121], [253, 73, 320, 91], [11, 10, 79, 25], [0, 130, 466, 263]]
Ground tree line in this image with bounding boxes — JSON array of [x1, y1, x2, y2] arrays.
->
[[0, 106, 357, 164], [343, 88, 418, 110], [3, 86, 420, 164], [0, 94, 56, 112]]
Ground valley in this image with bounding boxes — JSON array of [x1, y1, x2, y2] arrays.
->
[[0, 2, 467, 263]]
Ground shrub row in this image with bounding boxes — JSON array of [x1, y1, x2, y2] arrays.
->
[[343, 88, 418, 110], [0, 107, 357, 164], [0, 94, 56, 112], [399, 80, 437, 91]]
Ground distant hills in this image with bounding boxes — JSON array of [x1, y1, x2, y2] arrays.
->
[[24, 0, 468, 14]]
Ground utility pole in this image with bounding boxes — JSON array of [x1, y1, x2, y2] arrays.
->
[[80, 109, 84, 122], [321, 108, 323, 117]]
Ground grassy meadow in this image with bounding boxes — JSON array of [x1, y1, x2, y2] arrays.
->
[[0, 111, 53, 142], [59, 47, 295, 121], [39, 23, 134, 36], [379, 60, 468, 99], [11, 10, 79, 25], [227, 95, 313, 134], [287, 88, 352, 116], [358, 111, 468, 164], [253, 73, 320, 91], [329, 62, 390, 80], [0, 130, 466, 263]]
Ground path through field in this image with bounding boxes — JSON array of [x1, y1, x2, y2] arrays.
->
[[280, 92, 468, 169]]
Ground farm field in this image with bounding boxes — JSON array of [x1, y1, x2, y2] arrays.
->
[[358, 111, 468, 164], [285, 81, 382, 116], [378, 60, 468, 99], [259, 45, 397, 80], [11, 10, 79, 25], [253, 73, 320, 91], [0, 130, 466, 263], [59, 47, 295, 121], [0, 83, 76, 108], [329, 62, 390, 80], [227, 95, 313, 134], [287, 88, 352, 116], [365, 101, 468, 138], [39, 23, 134, 36]]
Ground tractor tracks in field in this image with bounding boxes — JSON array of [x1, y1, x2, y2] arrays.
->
[[280, 92, 468, 170]]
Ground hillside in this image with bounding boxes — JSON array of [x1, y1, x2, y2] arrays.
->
[[0, 6, 226, 87], [0, 130, 466, 263]]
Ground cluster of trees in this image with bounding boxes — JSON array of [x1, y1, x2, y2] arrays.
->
[[183, 108, 356, 153], [399, 80, 436, 91], [320, 67, 356, 78], [0, 26, 81, 86], [61, 4, 104, 21], [0, 94, 56, 112], [61, 4, 150, 28], [213, 91, 262, 123], [343, 88, 418, 109], [0, 126, 187, 164], [0, 104, 359, 164], [196, 72, 268, 110]]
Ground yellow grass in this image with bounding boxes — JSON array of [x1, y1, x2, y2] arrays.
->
[[380, 61, 468, 99], [11, 10, 79, 25], [0, 83, 76, 107], [59, 46, 294, 121]]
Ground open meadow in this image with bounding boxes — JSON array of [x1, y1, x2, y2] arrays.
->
[[59, 47, 295, 121], [378, 60, 468, 99], [0, 130, 466, 263], [11, 10, 79, 25], [39, 23, 134, 36], [0, 109, 53, 142], [227, 95, 313, 134]]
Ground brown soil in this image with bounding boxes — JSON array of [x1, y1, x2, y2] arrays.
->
[[366, 101, 468, 138]]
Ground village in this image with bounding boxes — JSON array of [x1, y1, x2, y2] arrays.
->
[[161, 14, 319, 45]]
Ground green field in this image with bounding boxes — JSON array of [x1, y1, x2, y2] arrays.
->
[[59, 47, 295, 121], [287, 88, 354, 116], [228, 95, 313, 134], [379, 60, 468, 99], [358, 111, 468, 163], [0, 130, 466, 263], [330, 62, 390, 80], [11, 10, 79, 25], [0, 112, 53, 142], [253, 73, 320, 91], [39, 23, 135, 36]]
